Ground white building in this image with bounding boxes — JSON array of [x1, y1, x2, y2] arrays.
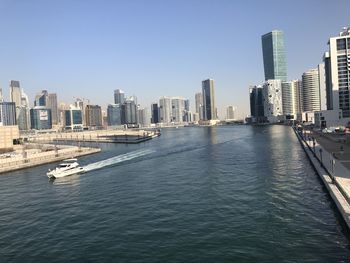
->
[[171, 97, 185, 123], [281, 80, 301, 119], [195, 92, 203, 120], [301, 68, 321, 112], [263, 79, 283, 123]]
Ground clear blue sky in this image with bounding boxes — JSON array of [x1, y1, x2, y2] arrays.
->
[[0, 0, 349, 118]]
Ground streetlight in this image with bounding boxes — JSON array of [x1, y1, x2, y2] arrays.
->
[[312, 137, 316, 156]]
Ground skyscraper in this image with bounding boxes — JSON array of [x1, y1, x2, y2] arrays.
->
[[226, 106, 235, 120], [65, 106, 83, 130], [159, 97, 172, 124], [0, 88, 3, 102], [34, 90, 48, 107], [263, 79, 283, 123], [30, 107, 52, 130], [262, 30, 287, 81], [114, 89, 125, 105], [121, 99, 137, 124], [281, 80, 301, 118], [85, 105, 103, 128], [107, 104, 122, 126], [47, 93, 58, 125], [9, 80, 21, 107], [151, 103, 159, 124], [171, 97, 185, 123], [0, 102, 17, 126], [249, 85, 265, 123], [301, 68, 321, 112], [202, 79, 216, 120], [195, 92, 203, 120], [325, 27, 350, 117]]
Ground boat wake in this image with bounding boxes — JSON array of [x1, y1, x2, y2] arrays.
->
[[83, 149, 155, 172]]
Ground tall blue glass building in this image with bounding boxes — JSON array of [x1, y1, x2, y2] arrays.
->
[[261, 30, 287, 81]]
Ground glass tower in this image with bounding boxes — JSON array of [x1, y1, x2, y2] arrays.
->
[[262, 30, 287, 81]]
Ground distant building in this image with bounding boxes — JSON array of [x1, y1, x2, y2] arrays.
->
[[47, 93, 58, 125], [107, 104, 122, 126], [301, 68, 321, 112], [226, 106, 235, 120], [34, 90, 48, 107], [138, 108, 149, 127], [9, 80, 21, 107], [65, 106, 83, 130], [121, 99, 137, 124], [281, 80, 301, 119], [202, 79, 216, 120], [171, 97, 185, 123], [249, 85, 265, 123], [263, 79, 283, 123], [0, 88, 3, 102], [85, 105, 102, 128], [30, 107, 52, 130], [151, 103, 159, 124], [159, 97, 172, 124], [261, 30, 287, 81], [114, 89, 125, 105], [0, 102, 17, 126], [195, 92, 203, 120]]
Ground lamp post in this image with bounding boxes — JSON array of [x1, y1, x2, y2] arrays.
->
[[312, 137, 316, 156], [319, 148, 323, 168]]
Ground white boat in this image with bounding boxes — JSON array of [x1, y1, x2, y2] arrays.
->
[[47, 158, 85, 179]]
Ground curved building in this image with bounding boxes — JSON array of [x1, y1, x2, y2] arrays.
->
[[302, 68, 321, 112]]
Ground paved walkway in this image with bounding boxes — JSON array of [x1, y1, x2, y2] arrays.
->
[[300, 129, 350, 203]]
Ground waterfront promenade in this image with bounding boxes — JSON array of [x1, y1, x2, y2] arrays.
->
[[295, 127, 350, 228]]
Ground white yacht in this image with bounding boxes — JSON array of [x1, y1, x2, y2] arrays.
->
[[47, 158, 85, 179]]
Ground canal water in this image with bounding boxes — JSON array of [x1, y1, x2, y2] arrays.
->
[[0, 125, 349, 262]]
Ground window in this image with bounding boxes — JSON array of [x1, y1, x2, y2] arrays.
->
[[337, 39, 346, 50]]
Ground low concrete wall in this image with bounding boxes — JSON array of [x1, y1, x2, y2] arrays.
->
[[0, 146, 101, 174], [294, 127, 350, 229]]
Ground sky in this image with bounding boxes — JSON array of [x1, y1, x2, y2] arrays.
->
[[0, 0, 349, 119]]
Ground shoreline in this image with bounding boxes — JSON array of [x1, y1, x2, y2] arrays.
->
[[293, 126, 350, 229]]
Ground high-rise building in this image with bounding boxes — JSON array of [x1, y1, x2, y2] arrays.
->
[[249, 85, 265, 123], [324, 27, 350, 117], [318, 63, 327, 111], [263, 79, 283, 123], [114, 89, 125, 105], [281, 80, 301, 118], [226, 106, 235, 120], [34, 90, 48, 107], [85, 105, 102, 128], [0, 88, 3, 102], [159, 97, 172, 124], [0, 102, 17, 126], [151, 103, 159, 124], [121, 99, 137, 124], [301, 68, 321, 112], [107, 104, 122, 126], [30, 107, 52, 130], [65, 106, 83, 130], [138, 108, 149, 127], [9, 80, 21, 107], [47, 93, 58, 125], [202, 79, 216, 120], [261, 30, 287, 81], [195, 92, 203, 120], [171, 97, 185, 123]]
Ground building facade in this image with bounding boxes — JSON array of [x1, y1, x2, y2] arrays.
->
[[47, 93, 58, 125], [9, 80, 22, 107], [30, 107, 52, 130], [263, 79, 283, 123], [85, 105, 103, 128], [281, 80, 301, 119], [249, 85, 265, 123], [159, 97, 172, 124], [114, 89, 125, 105], [0, 102, 17, 126], [202, 79, 216, 121], [151, 103, 159, 124], [121, 99, 137, 124], [302, 68, 321, 112], [195, 92, 203, 120], [261, 30, 287, 81], [107, 104, 122, 126], [226, 106, 235, 120], [65, 106, 83, 130]]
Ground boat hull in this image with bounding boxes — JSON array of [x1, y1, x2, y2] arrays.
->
[[47, 167, 85, 179]]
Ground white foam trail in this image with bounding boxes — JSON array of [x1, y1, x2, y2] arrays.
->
[[83, 149, 154, 172]]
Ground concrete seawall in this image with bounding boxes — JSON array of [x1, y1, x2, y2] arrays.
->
[[0, 146, 101, 174], [293, 127, 350, 229]]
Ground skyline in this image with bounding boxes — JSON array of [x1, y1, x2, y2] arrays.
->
[[0, 0, 349, 118]]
